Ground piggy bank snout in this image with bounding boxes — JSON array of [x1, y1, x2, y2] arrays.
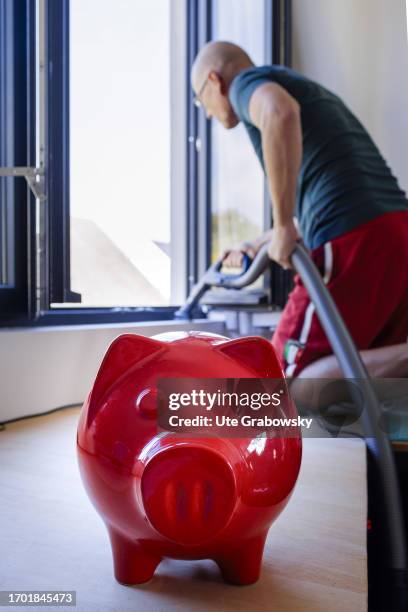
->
[[141, 446, 237, 546]]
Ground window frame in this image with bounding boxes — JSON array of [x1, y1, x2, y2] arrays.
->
[[186, 0, 212, 291], [46, 0, 81, 306], [0, 0, 37, 325]]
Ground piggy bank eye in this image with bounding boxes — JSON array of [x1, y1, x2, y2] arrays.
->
[[136, 388, 159, 419]]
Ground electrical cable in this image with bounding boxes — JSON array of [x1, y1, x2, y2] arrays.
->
[[0, 403, 82, 431]]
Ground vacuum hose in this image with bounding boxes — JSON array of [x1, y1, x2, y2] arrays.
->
[[175, 241, 407, 607], [291, 243, 407, 607]]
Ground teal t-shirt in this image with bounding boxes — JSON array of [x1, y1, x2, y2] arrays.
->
[[229, 65, 408, 249]]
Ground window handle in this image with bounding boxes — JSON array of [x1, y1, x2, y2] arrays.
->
[[0, 167, 45, 201], [188, 136, 202, 152]]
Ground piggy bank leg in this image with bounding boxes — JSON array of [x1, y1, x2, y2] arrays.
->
[[215, 532, 268, 585], [107, 527, 162, 585]]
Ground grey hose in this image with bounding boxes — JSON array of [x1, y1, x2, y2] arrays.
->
[[291, 243, 407, 575], [177, 241, 407, 580]]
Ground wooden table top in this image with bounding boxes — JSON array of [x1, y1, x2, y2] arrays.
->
[[0, 408, 367, 611]]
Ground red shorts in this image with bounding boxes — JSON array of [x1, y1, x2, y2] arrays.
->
[[272, 210, 408, 376]]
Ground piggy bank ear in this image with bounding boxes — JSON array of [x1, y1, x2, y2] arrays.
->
[[217, 336, 284, 378], [89, 334, 164, 409]]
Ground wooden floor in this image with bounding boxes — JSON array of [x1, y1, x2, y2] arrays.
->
[[0, 408, 367, 611]]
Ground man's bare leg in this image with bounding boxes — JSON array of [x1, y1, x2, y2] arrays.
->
[[297, 343, 408, 379], [289, 343, 408, 409]]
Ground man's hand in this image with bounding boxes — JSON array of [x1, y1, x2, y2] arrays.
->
[[221, 241, 258, 268], [267, 220, 299, 269]]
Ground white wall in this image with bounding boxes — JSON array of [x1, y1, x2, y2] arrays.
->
[[292, 0, 408, 193], [0, 320, 224, 423]]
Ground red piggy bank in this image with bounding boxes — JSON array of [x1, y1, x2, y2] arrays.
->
[[77, 331, 302, 585]]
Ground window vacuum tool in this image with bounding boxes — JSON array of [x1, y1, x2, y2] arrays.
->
[[174, 249, 269, 320]]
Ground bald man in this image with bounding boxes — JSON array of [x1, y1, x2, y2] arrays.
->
[[191, 41, 408, 376]]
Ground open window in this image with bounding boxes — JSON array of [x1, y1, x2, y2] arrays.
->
[[1, 0, 187, 325], [48, 0, 185, 321], [67, 0, 172, 308], [0, 0, 290, 327]]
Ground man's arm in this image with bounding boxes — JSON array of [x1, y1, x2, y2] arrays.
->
[[248, 81, 302, 268]]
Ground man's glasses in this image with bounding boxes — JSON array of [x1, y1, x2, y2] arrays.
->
[[193, 74, 209, 108]]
